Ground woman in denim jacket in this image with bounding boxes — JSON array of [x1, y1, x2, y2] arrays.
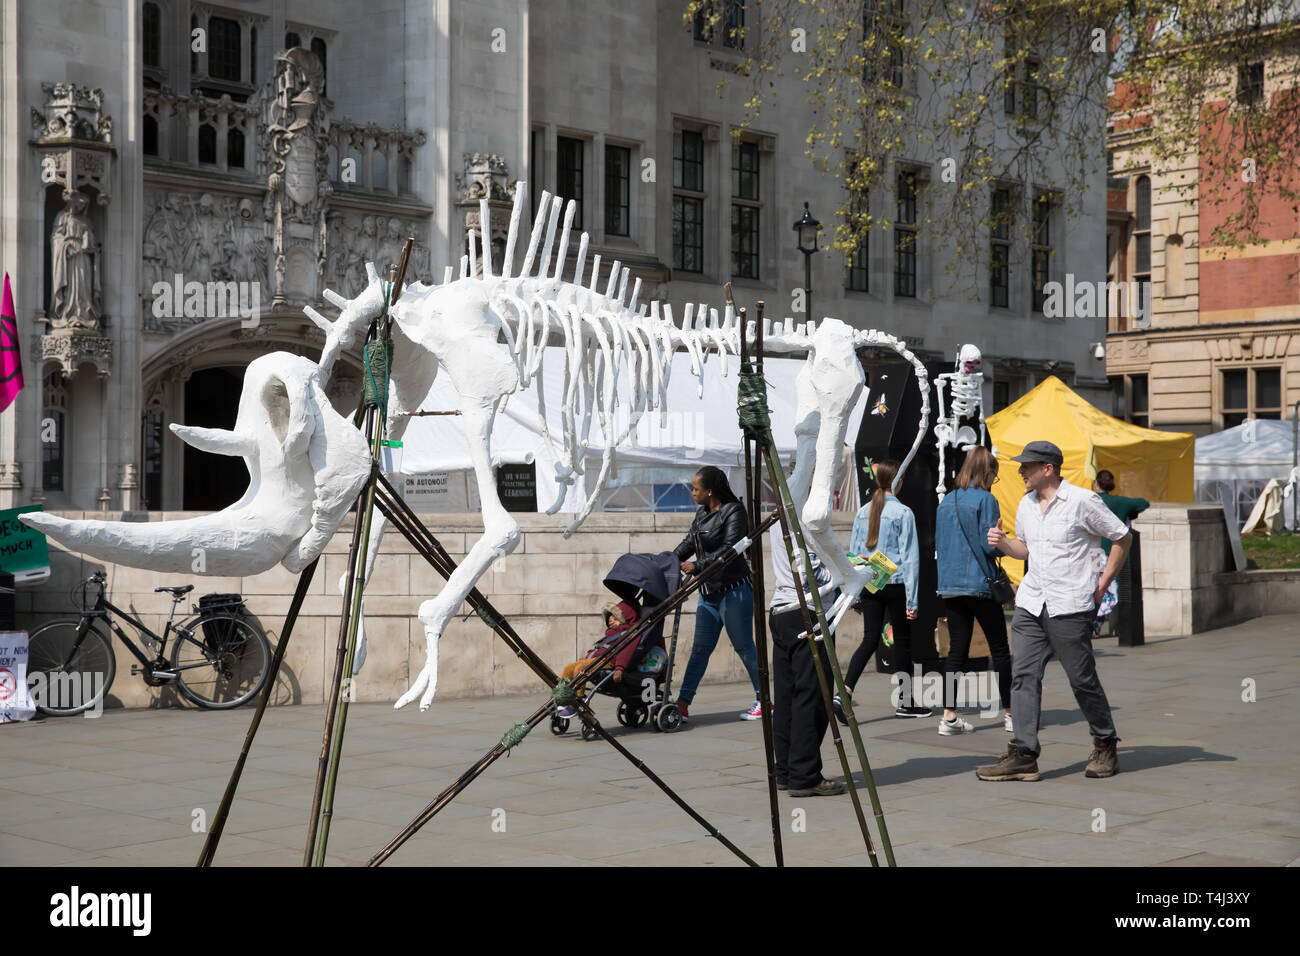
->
[[934, 447, 1012, 735], [838, 459, 927, 721]]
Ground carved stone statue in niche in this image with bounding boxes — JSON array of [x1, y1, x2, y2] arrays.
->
[[456, 153, 515, 278], [50, 191, 101, 329], [234, 198, 270, 290], [263, 47, 331, 305]]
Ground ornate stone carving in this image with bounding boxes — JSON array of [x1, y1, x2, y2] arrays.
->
[[456, 153, 512, 203], [49, 191, 102, 329], [40, 330, 113, 379], [142, 190, 270, 330], [0, 462, 22, 491], [31, 83, 114, 204], [31, 83, 112, 143], [261, 47, 332, 306], [325, 211, 430, 295], [138, 52, 428, 336], [456, 154, 516, 277]]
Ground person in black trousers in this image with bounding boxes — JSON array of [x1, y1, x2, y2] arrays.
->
[[934, 447, 1013, 735], [768, 523, 844, 796], [838, 459, 927, 721]]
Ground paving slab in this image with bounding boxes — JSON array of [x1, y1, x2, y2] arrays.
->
[[1, 614, 1297, 866]]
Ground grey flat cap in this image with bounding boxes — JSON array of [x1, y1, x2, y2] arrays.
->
[[1010, 440, 1064, 466]]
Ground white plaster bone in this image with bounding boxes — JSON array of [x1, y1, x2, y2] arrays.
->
[[302, 182, 939, 711], [31, 179, 944, 717], [20, 353, 372, 576]]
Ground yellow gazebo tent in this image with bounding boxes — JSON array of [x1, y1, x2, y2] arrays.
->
[[986, 376, 1194, 584]]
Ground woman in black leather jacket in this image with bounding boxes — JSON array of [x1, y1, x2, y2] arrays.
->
[[672, 466, 762, 723]]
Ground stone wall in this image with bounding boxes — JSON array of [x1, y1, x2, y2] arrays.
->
[[1128, 503, 1294, 635], [16, 511, 854, 710], [26, 502, 1293, 710]]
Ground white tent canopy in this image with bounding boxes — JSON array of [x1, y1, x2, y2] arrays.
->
[[1194, 419, 1296, 481], [1195, 420, 1299, 529], [392, 347, 872, 513]]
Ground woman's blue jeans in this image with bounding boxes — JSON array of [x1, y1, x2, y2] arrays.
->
[[678, 579, 760, 704]]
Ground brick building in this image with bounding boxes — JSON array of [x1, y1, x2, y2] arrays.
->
[[1106, 21, 1300, 434]]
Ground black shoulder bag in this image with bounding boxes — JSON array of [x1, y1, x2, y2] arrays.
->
[[954, 496, 1015, 605]]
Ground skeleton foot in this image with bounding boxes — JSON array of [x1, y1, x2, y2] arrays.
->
[[395, 599, 446, 711], [394, 631, 441, 711]]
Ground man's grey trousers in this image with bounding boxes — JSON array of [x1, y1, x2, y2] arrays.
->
[[1010, 606, 1118, 755]]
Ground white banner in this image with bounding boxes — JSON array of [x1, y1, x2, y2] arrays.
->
[[0, 631, 36, 723]]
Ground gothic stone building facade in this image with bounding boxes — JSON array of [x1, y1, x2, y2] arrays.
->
[[1, 0, 1110, 516]]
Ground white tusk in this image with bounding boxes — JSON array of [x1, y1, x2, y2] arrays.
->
[[322, 288, 349, 310], [304, 306, 333, 334]]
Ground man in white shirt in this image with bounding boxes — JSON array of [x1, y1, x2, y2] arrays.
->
[[976, 440, 1133, 781], [767, 525, 845, 797]]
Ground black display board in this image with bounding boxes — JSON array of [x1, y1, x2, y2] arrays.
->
[[852, 357, 992, 675], [496, 462, 538, 513]]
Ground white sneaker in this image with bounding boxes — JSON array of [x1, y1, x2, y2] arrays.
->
[[1004, 713, 1014, 733], [938, 716, 973, 735]]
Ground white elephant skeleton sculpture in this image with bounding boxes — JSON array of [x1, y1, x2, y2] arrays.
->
[[26, 183, 933, 712]]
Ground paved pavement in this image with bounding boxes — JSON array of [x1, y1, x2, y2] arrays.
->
[[2, 615, 1298, 867]]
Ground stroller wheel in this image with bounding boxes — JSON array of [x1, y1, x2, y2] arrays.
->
[[616, 701, 631, 727], [580, 720, 599, 741], [647, 703, 662, 732], [629, 702, 649, 727], [549, 715, 569, 735], [656, 703, 682, 733]]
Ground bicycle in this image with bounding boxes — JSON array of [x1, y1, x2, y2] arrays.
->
[[26, 571, 271, 716]]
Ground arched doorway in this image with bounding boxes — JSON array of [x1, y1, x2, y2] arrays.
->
[[182, 366, 247, 510], [139, 320, 364, 512]]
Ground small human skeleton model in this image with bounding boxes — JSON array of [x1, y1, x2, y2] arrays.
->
[[934, 344, 987, 501]]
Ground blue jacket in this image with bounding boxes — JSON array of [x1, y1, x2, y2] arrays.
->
[[849, 494, 919, 611], [935, 487, 1003, 598]]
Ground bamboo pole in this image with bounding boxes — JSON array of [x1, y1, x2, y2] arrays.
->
[[311, 459, 381, 866], [302, 416, 375, 866], [754, 410, 897, 865], [738, 298, 783, 867], [762, 452, 879, 865], [196, 556, 320, 867], [305, 244, 413, 866]]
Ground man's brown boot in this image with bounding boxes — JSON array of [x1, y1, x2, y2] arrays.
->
[[1085, 736, 1119, 778], [976, 742, 1040, 782]]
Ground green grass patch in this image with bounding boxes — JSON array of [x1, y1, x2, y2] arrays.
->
[[1242, 533, 1300, 569]]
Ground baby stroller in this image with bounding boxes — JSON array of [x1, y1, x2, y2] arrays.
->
[[550, 551, 686, 739]]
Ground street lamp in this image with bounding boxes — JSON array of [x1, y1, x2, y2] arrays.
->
[[793, 202, 820, 324]]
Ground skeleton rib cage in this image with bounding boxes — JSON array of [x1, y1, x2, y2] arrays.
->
[[308, 183, 934, 535]]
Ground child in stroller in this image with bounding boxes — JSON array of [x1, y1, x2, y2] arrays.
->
[[550, 552, 686, 738]]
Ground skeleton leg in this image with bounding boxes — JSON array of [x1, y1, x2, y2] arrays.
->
[[934, 375, 951, 501], [397, 397, 521, 711], [796, 326, 870, 625]]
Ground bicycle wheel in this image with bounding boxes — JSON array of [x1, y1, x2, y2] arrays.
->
[[26, 620, 116, 716], [170, 614, 270, 709]]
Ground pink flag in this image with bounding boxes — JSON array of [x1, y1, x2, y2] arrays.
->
[[0, 273, 24, 412]]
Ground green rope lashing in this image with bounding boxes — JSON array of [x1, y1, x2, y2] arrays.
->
[[551, 679, 578, 707], [737, 367, 772, 440], [500, 722, 531, 754], [363, 338, 392, 412], [363, 281, 394, 413], [474, 604, 502, 630]]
